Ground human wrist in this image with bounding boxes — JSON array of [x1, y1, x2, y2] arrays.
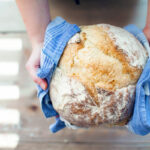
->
[[145, 23, 150, 29], [143, 25, 150, 34], [31, 39, 44, 52]]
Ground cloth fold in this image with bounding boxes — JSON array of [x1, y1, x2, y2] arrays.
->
[[127, 59, 150, 135], [124, 24, 150, 136]]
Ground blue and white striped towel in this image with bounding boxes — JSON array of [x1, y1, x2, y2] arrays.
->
[[37, 16, 80, 133], [124, 24, 150, 136]]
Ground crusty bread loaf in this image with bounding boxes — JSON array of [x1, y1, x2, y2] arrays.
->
[[50, 24, 148, 127]]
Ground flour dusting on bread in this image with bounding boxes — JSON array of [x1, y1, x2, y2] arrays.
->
[[98, 24, 147, 68], [50, 24, 148, 127]]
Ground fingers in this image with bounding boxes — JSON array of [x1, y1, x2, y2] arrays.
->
[[26, 63, 48, 90], [25, 44, 48, 90], [143, 27, 150, 43]]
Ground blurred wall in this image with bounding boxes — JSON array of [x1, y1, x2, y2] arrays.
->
[[49, 0, 147, 28], [0, 0, 25, 32]]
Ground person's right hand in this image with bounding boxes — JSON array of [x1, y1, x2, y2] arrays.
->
[[143, 26, 150, 43], [25, 43, 48, 90]]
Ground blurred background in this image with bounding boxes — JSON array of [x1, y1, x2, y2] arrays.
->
[[0, 0, 150, 150]]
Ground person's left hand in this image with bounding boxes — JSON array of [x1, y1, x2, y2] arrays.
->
[[143, 26, 150, 43]]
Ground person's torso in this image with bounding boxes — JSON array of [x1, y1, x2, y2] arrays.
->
[[49, 0, 140, 27]]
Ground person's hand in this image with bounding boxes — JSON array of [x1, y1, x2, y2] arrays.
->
[[25, 43, 48, 90], [143, 26, 150, 43]]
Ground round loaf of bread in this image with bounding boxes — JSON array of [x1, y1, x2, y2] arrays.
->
[[50, 24, 148, 127]]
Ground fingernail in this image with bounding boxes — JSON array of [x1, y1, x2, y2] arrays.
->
[[41, 83, 46, 90]]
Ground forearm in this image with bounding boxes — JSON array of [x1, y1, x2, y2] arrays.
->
[[16, 0, 50, 48], [145, 0, 150, 28]]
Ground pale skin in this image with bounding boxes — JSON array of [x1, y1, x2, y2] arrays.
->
[[144, 0, 150, 41], [16, 0, 150, 90]]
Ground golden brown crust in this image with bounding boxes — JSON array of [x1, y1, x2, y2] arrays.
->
[[59, 25, 143, 104], [50, 24, 148, 127]]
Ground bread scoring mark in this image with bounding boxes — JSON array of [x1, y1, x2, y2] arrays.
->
[[59, 40, 84, 70], [99, 24, 148, 68], [83, 25, 143, 81]]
